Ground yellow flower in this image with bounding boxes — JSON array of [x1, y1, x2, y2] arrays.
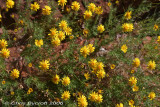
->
[[42, 6, 51, 15], [19, 20, 24, 25], [69, 35, 74, 40], [83, 29, 89, 36], [11, 91, 14, 95], [122, 23, 134, 32], [83, 10, 92, 20], [128, 77, 137, 86], [132, 85, 139, 92], [95, 62, 104, 71], [116, 103, 123, 107], [51, 37, 61, 47], [157, 36, 160, 44], [0, 48, 10, 58], [11, 14, 14, 18], [20, 20, 24, 25], [77, 95, 88, 107], [153, 24, 158, 31], [148, 92, 156, 100], [129, 100, 134, 105], [28, 63, 32, 67], [52, 74, 60, 84], [30, 2, 40, 11], [147, 60, 156, 70], [58, 0, 67, 7], [14, 29, 18, 32], [132, 58, 140, 67], [110, 64, 115, 69], [98, 90, 103, 94], [0, 39, 8, 49], [121, 44, 127, 53], [80, 46, 90, 58], [107, 2, 112, 7], [131, 70, 135, 74], [66, 7, 71, 13], [115, 0, 119, 5], [62, 76, 70, 86], [27, 88, 33, 94], [95, 6, 103, 15], [124, 11, 132, 20], [61, 91, 70, 100], [2, 80, 5, 84], [57, 31, 65, 41], [88, 3, 96, 12], [71, 1, 80, 11], [59, 20, 68, 30], [88, 91, 98, 102], [39, 60, 50, 70], [64, 27, 72, 36], [13, 37, 17, 41], [27, 91, 31, 94], [35, 39, 43, 48], [88, 59, 97, 69], [84, 73, 90, 80], [87, 44, 95, 53], [0, 14, 2, 22], [97, 24, 105, 33], [6, 0, 14, 9], [95, 94, 103, 103], [96, 69, 106, 79], [28, 88, 33, 93], [10, 69, 20, 79], [48, 28, 58, 38]]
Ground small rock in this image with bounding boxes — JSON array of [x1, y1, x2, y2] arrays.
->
[[142, 36, 152, 44]]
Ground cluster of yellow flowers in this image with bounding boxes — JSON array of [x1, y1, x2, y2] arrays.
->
[[128, 76, 139, 92], [88, 91, 103, 103], [0, 39, 10, 58], [116, 91, 156, 107], [83, 3, 103, 20], [122, 23, 134, 32], [80, 44, 95, 58], [121, 11, 134, 32], [30, 2, 51, 15], [48, 20, 72, 46], [52, 74, 70, 86], [88, 59, 106, 79], [27, 88, 33, 94]]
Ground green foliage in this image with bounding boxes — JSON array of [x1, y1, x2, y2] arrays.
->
[[0, 0, 159, 107]]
